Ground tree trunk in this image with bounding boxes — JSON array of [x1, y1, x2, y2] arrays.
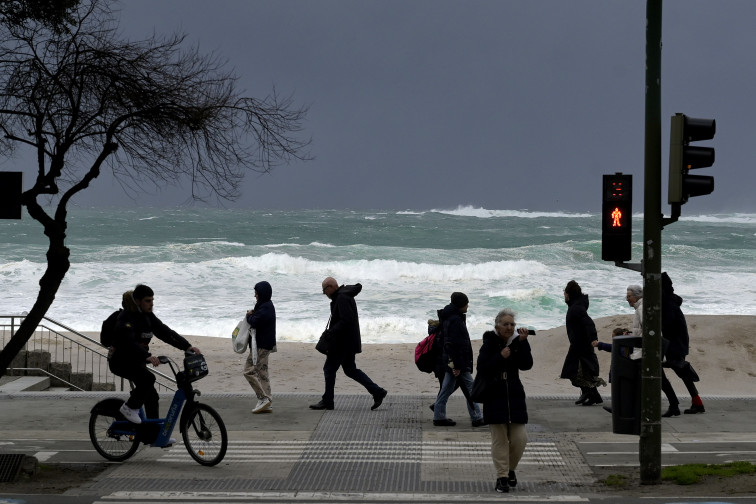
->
[[0, 236, 70, 377]]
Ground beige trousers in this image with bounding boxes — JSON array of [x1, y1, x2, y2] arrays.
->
[[490, 423, 528, 478], [243, 348, 272, 400]]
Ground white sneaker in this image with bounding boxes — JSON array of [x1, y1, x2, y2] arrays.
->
[[252, 397, 272, 414], [119, 402, 142, 424]]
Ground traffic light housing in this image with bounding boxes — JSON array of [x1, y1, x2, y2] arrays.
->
[[668, 113, 715, 204], [0, 171, 23, 219], [602, 173, 632, 262]]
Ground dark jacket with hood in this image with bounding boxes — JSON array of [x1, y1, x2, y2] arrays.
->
[[560, 293, 600, 379], [438, 303, 474, 374], [109, 290, 191, 371], [476, 329, 533, 424], [661, 273, 690, 362], [325, 283, 363, 354], [246, 281, 276, 350]]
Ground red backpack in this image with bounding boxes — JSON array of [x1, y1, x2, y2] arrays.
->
[[415, 320, 442, 373]]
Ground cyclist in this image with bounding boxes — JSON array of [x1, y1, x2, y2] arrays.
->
[[109, 284, 202, 425]]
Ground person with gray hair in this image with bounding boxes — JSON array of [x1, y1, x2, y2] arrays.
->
[[626, 285, 643, 336], [476, 308, 533, 493], [625, 284, 643, 336]]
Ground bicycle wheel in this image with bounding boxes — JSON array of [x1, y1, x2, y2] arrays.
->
[[181, 403, 228, 466], [89, 411, 139, 462]]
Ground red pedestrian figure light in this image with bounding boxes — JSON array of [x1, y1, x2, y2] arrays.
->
[[611, 207, 623, 227]]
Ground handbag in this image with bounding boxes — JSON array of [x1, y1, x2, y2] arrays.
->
[[315, 317, 333, 355], [470, 372, 491, 403], [232, 318, 252, 354]]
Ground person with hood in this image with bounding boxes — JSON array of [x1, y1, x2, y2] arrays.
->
[[476, 308, 533, 493], [660, 272, 705, 416], [560, 280, 605, 406], [244, 281, 277, 414], [109, 284, 202, 428], [432, 292, 485, 427], [309, 277, 387, 411]]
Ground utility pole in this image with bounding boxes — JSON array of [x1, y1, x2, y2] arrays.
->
[[640, 0, 663, 484]]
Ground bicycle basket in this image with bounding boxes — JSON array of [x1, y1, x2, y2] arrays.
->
[[183, 353, 208, 382]]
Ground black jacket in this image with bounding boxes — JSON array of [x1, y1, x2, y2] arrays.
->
[[246, 281, 276, 350], [476, 330, 533, 424], [661, 273, 690, 361], [560, 293, 599, 379], [325, 283, 363, 354], [109, 292, 190, 370], [438, 303, 474, 374]]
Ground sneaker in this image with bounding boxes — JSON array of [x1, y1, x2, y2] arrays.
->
[[433, 418, 456, 427], [495, 477, 509, 493], [683, 404, 705, 414], [253, 397, 272, 414], [119, 402, 142, 424], [371, 388, 387, 410], [151, 437, 176, 448], [309, 400, 334, 410]]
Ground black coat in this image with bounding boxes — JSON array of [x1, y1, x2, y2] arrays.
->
[[246, 281, 276, 350], [325, 283, 363, 354], [438, 303, 474, 374], [109, 309, 190, 371], [476, 330, 533, 424], [560, 293, 600, 379], [661, 274, 689, 361]]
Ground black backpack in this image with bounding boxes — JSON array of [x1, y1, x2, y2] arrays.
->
[[100, 309, 122, 347]]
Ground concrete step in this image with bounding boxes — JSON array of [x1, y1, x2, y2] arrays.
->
[[0, 376, 50, 393]]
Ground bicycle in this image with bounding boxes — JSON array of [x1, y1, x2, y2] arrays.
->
[[88, 351, 228, 466]]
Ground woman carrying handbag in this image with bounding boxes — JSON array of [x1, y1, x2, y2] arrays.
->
[[475, 308, 533, 494]]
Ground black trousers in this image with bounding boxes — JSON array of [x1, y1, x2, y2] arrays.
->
[[110, 359, 160, 419]]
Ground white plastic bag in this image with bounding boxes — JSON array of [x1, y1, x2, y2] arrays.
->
[[232, 319, 251, 354]]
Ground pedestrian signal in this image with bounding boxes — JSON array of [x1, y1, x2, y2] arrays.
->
[[602, 173, 632, 262]]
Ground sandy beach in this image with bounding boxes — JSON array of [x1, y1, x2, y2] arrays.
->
[[139, 314, 756, 399]]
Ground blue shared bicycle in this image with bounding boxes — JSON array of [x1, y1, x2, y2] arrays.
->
[[88, 352, 228, 466]]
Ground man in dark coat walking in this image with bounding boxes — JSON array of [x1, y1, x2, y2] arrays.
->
[[310, 277, 387, 411], [432, 292, 485, 427]]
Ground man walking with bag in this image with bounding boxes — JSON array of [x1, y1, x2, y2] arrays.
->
[[310, 277, 387, 411]]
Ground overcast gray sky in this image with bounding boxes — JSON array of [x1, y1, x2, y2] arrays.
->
[[6, 1, 755, 213]]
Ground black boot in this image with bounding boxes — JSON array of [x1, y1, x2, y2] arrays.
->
[[575, 387, 589, 405], [582, 387, 603, 406]]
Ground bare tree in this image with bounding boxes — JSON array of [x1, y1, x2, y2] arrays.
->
[[0, 0, 309, 374]]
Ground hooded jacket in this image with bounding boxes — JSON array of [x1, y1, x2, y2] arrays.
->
[[661, 273, 690, 361], [326, 283, 363, 354], [110, 290, 191, 367], [560, 293, 600, 379], [476, 329, 533, 424], [246, 281, 277, 350], [438, 303, 474, 374]]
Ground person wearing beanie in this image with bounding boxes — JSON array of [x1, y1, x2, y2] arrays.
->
[[109, 284, 201, 435], [560, 280, 605, 406], [245, 281, 277, 414], [433, 292, 485, 427]]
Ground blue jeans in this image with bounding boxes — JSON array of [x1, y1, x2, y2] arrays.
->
[[322, 350, 382, 405], [433, 370, 482, 421]]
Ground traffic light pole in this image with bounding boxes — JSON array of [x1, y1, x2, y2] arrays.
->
[[640, 0, 663, 484]]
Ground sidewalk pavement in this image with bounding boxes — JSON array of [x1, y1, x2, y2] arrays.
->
[[0, 391, 754, 497]]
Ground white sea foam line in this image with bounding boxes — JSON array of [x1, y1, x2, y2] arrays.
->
[[101, 491, 588, 502]]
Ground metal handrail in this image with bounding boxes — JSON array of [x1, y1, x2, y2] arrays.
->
[[1, 314, 176, 392]]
